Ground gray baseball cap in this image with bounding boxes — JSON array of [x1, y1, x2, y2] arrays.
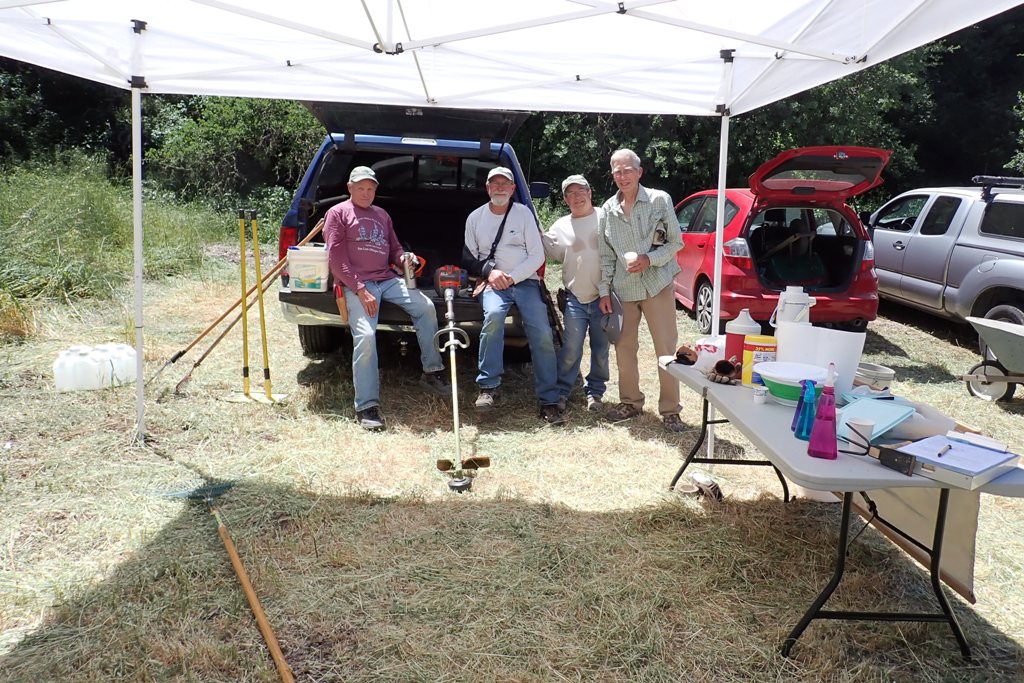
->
[[600, 291, 624, 344], [486, 167, 514, 182], [561, 174, 591, 192], [349, 166, 378, 184]]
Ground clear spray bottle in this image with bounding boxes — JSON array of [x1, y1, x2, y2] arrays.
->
[[807, 363, 838, 459]]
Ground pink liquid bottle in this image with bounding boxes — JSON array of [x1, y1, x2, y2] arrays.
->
[[807, 363, 838, 460]]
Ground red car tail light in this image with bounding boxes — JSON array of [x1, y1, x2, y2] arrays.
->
[[723, 237, 753, 269], [278, 226, 298, 262], [859, 239, 875, 272]]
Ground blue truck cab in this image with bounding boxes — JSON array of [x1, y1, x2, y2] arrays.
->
[[277, 103, 551, 358]]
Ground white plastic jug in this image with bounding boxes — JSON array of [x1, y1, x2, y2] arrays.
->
[[770, 286, 816, 327]]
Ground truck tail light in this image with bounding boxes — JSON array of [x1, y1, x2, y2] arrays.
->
[[279, 226, 298, 262], [723, 237, 753, 269]]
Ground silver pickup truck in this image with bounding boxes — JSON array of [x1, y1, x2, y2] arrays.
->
[[867, 176, 1024, 350]]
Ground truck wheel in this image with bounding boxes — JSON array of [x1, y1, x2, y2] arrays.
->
[[965, 361, 1016, 402], [980, 304, 1024, 360], [298, 325, 352, 359]]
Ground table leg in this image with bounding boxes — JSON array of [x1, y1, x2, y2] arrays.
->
[[668, 392, 790, 502], [781, 489, 971, 660]]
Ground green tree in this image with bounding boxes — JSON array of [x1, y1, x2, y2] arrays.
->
[[145, 97, 322, 204], [1009, 91, 1024, 174]]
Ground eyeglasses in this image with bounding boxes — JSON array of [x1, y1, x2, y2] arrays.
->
[[564, 188, 590, 198], [611, 167, 639, 177], [488, 180, 514, 188]]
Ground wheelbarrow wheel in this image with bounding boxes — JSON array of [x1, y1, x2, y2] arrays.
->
[[965, 361, 1016, 402]]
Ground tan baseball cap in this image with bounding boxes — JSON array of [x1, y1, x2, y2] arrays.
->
[[561, 174, 590, 192], [486, 167, 514, 182]]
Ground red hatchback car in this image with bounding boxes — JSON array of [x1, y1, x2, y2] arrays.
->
[[673, 146, 892, 333]]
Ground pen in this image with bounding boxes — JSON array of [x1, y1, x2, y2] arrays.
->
[[937, 444, 951, 458]]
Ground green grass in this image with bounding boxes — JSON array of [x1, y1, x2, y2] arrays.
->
[[0, 155, 231, 304], [0, 249, 1022, 681]]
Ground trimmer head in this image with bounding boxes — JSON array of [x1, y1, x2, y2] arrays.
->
[[436, 457, 490, 472]]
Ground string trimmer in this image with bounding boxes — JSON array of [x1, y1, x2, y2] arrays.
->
[[432, 265, 489, 493]]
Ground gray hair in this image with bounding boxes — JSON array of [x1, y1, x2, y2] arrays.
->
[[610, 148, 642, 170]]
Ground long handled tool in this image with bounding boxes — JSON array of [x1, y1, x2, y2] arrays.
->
[[148, 218, 325, 386], [432, 266, 489, 492], [225, 210, 255, 402], [178, 482, 295, 683], [247, 210, 287, 403]]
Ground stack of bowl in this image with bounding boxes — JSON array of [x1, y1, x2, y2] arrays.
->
[[752, 361, 828, 406]]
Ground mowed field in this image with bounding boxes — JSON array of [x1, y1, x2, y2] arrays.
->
[[1, 254, 1022, 682]]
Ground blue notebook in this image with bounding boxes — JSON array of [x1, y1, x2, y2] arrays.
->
[[836, 399, 915, 443]]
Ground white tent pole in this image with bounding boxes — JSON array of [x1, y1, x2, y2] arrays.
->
[[707, 49, 733, 462], [132, 85, 145, 442]]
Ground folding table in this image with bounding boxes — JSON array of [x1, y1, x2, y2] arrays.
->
[[659, 358, 1024, 659]]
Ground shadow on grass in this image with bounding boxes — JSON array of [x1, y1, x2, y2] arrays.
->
[[878, 300, 979, 350], [2, 483, 1021, 682]]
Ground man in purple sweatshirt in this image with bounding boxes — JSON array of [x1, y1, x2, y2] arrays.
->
[[325, 166, 450, 431]]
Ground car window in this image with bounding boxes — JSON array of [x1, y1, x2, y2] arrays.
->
[[918, 196, 963, 236], [979, 201, 1024, 240], [694, 199, 739, 233], [874, 195, 927, 232], [676, 198, 704, 232]]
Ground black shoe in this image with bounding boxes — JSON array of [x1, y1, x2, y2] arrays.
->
[[419, 370, 451, 397], [475, 389, 499, 411], [356, 406, 385, 431], [540, 403, 568, 426]]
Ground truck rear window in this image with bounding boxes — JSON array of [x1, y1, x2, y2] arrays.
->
[[979, 202, 1024, 240]]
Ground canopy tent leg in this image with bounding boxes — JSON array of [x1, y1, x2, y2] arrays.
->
[[132, 86, 145, 442], [707, 49, 734, 461]]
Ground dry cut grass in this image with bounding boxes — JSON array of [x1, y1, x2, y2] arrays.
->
[[0, 259, 1022, 682]]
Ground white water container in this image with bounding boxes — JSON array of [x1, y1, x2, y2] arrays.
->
[[94, 343, 137, 386], [53, 344, 136, 391], [53, 348, 105, 391], [287, 245, 329, 292]]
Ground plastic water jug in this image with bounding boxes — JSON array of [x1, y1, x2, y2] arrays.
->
[[724, 309, 760, 363], [770, 286, 816, 328], [53, 344, 137, 391]]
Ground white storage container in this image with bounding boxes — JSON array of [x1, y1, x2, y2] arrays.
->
[[287, 245, 329, 292], [53, 344, 137, 391]]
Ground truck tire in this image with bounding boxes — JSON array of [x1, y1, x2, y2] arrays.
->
[[980, 304, 1024, 360], [298, 325, 351, 358]]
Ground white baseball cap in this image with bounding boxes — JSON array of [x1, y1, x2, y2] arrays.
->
[[486, 167, 514, 183], [561, 174, 591, 192], [349, 166, 378, 184]]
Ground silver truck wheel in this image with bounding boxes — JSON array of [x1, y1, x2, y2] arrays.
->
[[980, 304, 1024, 360]]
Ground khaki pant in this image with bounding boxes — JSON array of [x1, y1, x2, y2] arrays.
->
[[614, 283, 681, 415]]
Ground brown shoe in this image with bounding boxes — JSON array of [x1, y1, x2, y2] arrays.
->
[[606, 402, 641, 423], [662, 413, 690, 433]]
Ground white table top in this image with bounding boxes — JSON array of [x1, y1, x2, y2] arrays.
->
[[659, 358, 1024, 498]]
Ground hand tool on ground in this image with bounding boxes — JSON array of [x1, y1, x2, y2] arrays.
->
[[226, 210, 254, 401], [172, 481, 295, 683], [149, 218, 325, 386], [432, 265, 489, 492]]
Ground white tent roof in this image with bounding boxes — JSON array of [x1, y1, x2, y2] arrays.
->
[[2, 0, 1021, 116]]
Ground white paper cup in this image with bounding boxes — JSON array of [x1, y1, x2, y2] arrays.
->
[[623, 251, 638, 267], [846, 417, 875, 449]]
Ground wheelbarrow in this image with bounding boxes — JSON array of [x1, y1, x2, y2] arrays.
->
[[962, 316, 1024, 401]]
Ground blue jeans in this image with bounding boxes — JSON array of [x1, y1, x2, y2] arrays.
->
[[346, 278, 443, 412], [556, 291, 610, 401], [478, 279, 560, 405]]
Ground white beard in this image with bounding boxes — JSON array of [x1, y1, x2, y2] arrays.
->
[[490, 195, 511, 207]]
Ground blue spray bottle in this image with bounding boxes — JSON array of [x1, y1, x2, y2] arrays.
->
[[807, 363, 838, 459], [793, 379, 817, 441]]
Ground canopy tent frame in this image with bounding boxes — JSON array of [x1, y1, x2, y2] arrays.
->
[[2, 0, 1021, 441]]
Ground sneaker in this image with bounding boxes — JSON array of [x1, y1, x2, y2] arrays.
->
[[540, 403, 568, 426], [419, 370, 451, 397], [586, 395, 603, 413], [474, 389, 499, 411], [662, 413, 689, 433], [356, 406, 385, 431], [606, 402, 642, 423]]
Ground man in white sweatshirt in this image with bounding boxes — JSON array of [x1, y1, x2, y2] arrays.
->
[[543, 174, 610, 413]]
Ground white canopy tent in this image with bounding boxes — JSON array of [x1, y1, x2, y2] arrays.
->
[[2, 0, 1020, 440]]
